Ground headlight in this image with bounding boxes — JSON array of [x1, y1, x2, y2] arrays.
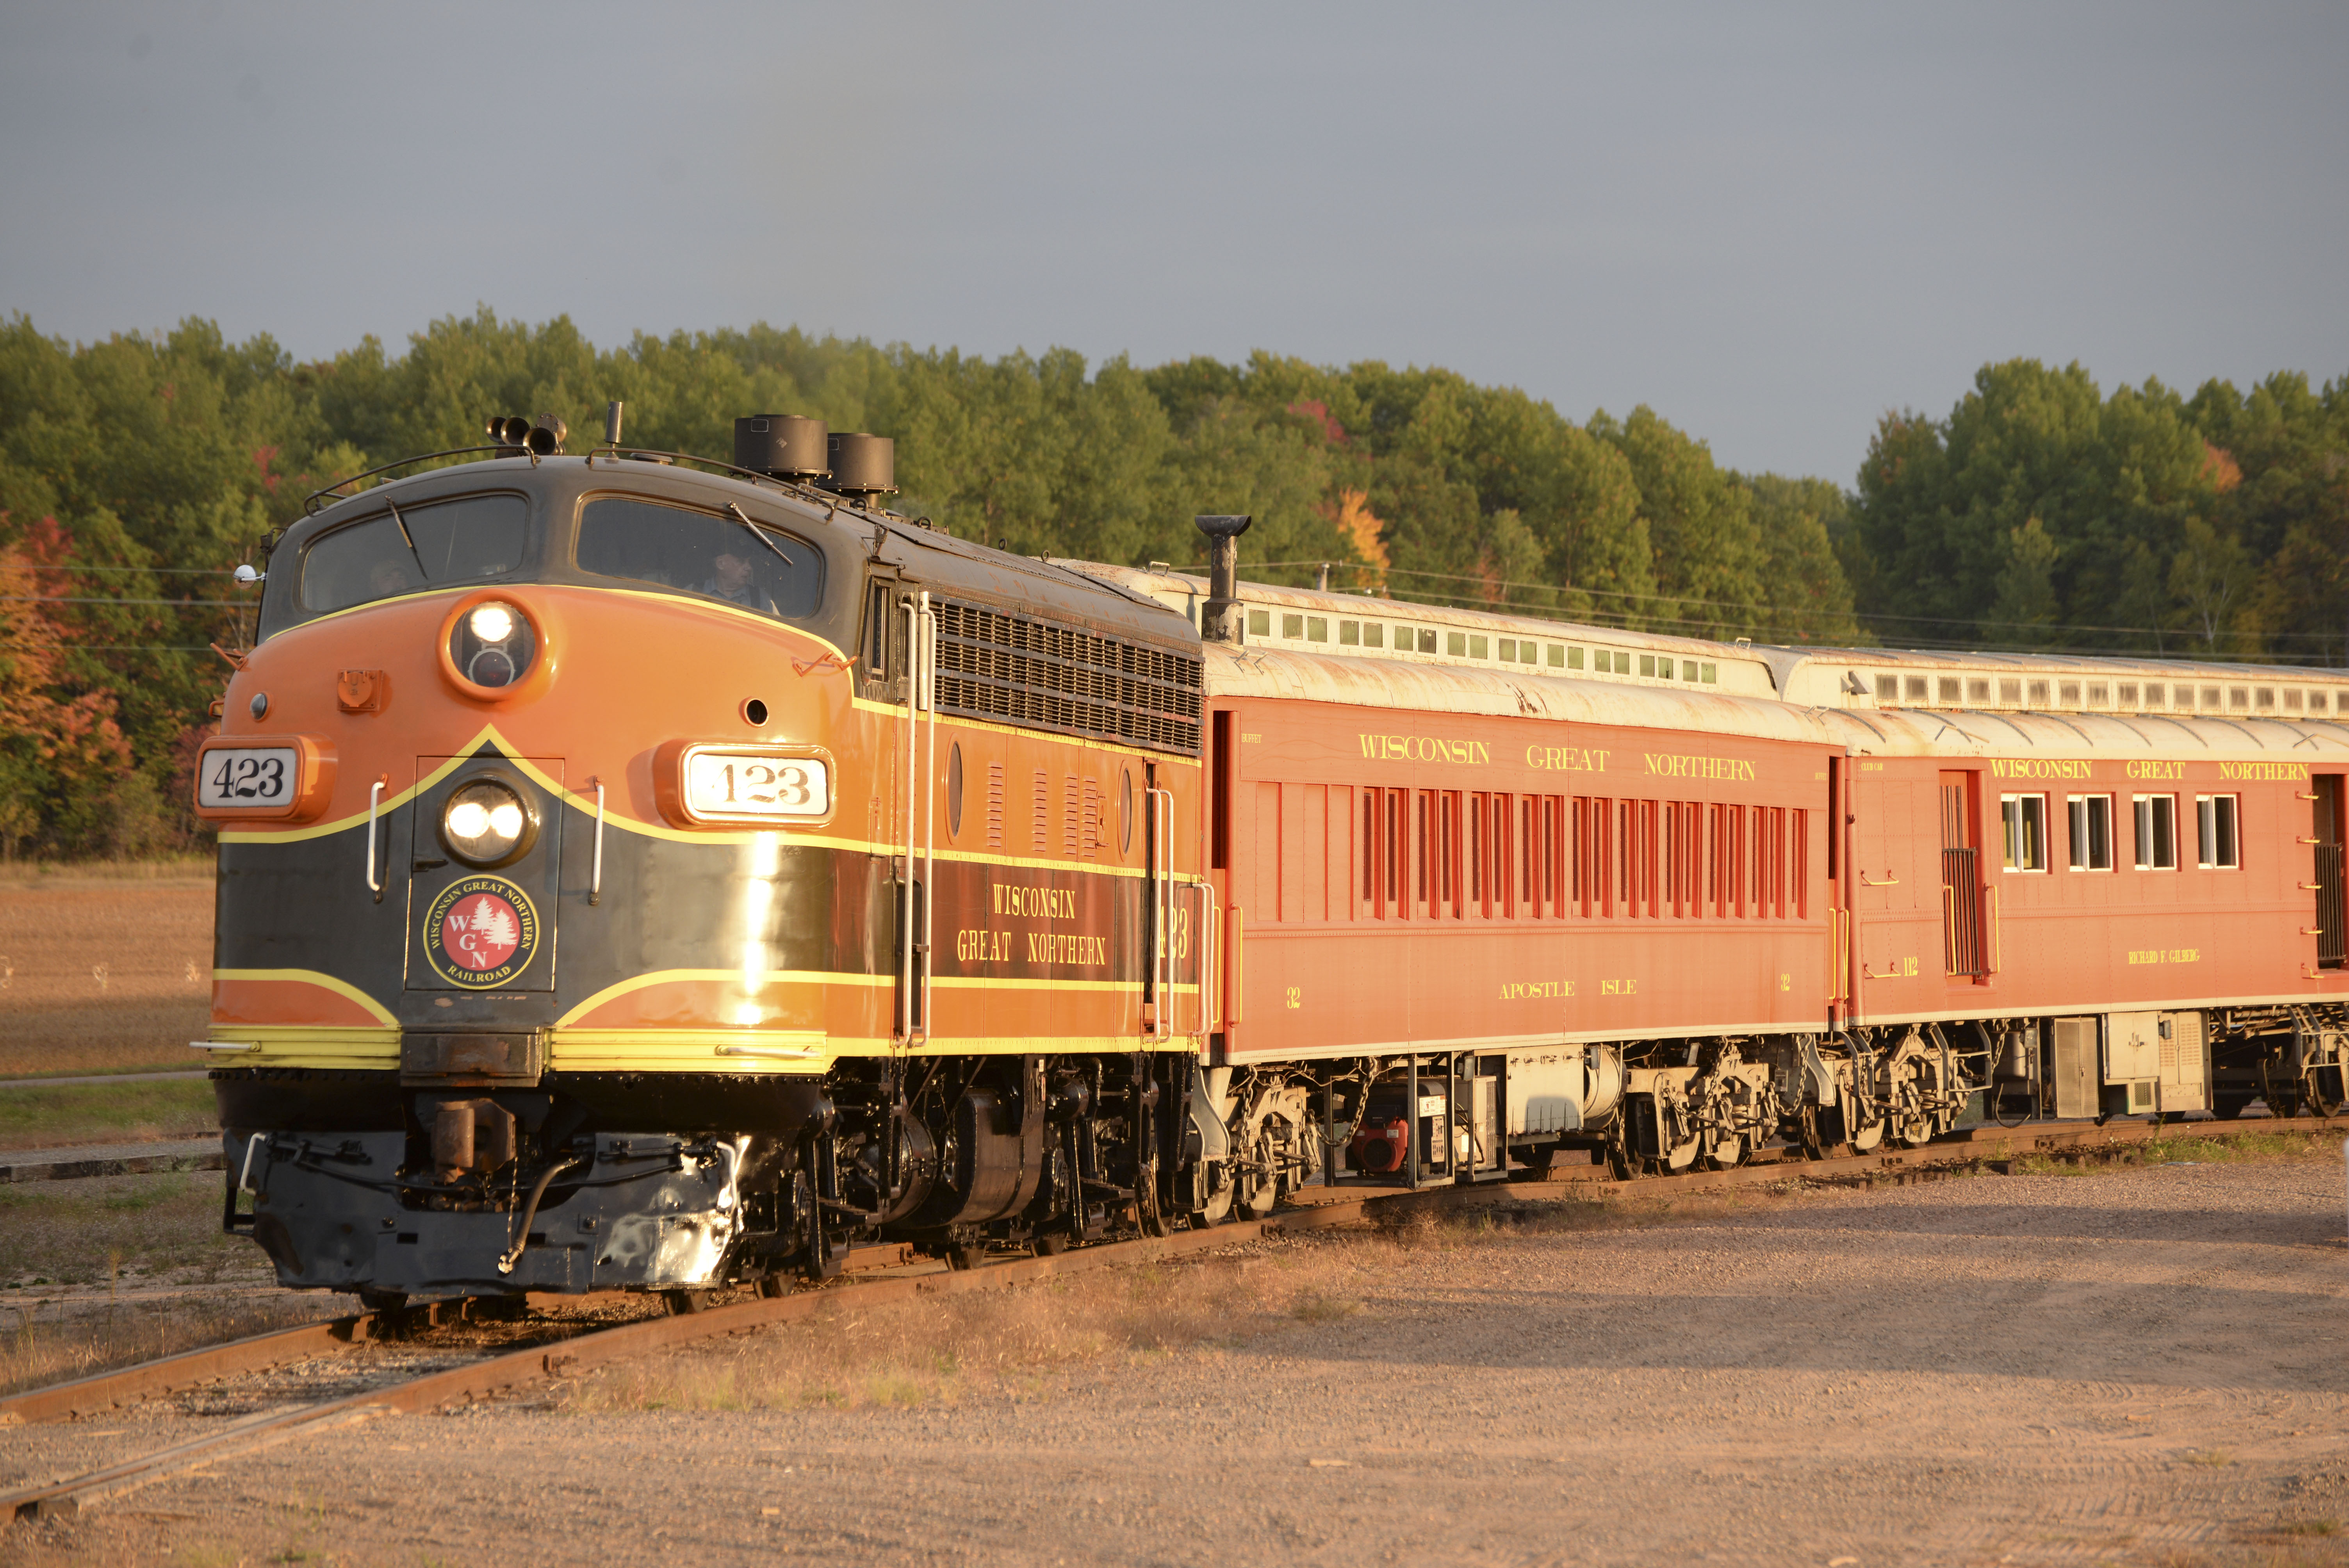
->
[[469, 603, 515, 643], [451, 599, 535, 690], [441, 778, 535, 865]]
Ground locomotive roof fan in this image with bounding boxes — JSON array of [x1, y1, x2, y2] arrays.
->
[[734, 414, 830, 481], [485, 414, 567, 457], [824, 432, 896, 502]]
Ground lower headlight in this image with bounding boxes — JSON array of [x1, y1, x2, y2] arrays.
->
[[442, 779, 533, 865]]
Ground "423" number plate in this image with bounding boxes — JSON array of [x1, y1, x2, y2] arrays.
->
[[197, 746, 298, 809]]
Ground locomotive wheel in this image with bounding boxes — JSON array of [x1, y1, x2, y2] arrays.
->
[[946, 1244, 987, 1271], [1604, 1133, 1635, 1182], [1795, 1107, 1827, 1161], [1033, 1232, 1071, 1256], [663, 1289, 712, 1315], [1700, 1125, 1745, 1171]]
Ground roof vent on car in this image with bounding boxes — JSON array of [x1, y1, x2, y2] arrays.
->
[[824, 433, 896, 503], [733, 414, 829, 481]]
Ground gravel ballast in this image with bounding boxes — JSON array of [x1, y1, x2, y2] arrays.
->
[[5, 1152, 2347, 1566]]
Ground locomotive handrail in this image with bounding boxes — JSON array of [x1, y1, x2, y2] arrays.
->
[[589, 780, 606, 906], [1196, 886, 1219, 1038], [1987, 884, 2003, 974], [1833, 906, 1850, 1004], [300, 444, 847, 518], [1145, 787, 1174, 1040], [301, 445, 513, 514], [898, 595, 914, 1043], [365, 779, 385, 900], [1857, 871, 1900, 887], [897, 593, 937, 1045], [920, 593, 937, 1044]]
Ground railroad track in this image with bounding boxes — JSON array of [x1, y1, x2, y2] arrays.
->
[[6, 1110, 2333, 1522]]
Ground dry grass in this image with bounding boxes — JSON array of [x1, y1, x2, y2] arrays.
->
[[0, 1290, 326, 1398], [0, 856, 214, 886], [0, 1165, 305, 1399], [0, 1169, 256, 1288], [0, 872, 214, 1078], [2008, 1129, 2340, 1178], [564, 1235, 1403, 1414], [0, 1000, 214, 1079], [562, 1194, 1771, 1417], [2274, 1520, 2340, 1538], [0, 1077, 217, 1149]]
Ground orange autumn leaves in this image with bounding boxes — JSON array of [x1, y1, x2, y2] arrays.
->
[[0, 521, 134, 847]]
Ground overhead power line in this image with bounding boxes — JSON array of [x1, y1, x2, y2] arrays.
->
[[0, 596, 246, 608]]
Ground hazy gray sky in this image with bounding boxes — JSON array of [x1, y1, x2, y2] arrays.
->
[[4, 3, 2344, 483]]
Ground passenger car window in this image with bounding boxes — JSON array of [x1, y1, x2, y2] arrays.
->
[[576, 497, 822, 619], [301, 494, 529, 613]]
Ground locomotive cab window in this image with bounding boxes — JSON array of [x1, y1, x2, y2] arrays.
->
[[2000, 794, 2048, 873], [2067, 794, 2114, 871], [2195, 794, 2240, 870], [2133, 794, 2179, 871], [300, 493, 528, 614], [576, 496, 822, 620]]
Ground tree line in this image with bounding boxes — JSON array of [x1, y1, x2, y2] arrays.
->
[[0, 308, 2340, 857]]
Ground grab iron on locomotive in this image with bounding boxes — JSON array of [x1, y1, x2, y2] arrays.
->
[[193, 405, 2349, 1306]]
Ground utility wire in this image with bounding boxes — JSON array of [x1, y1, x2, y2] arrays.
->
[[0, 596, 247, 607]]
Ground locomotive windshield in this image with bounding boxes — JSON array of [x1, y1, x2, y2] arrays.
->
[[301, 493, 529, 614], [576, 495, 823, 620]]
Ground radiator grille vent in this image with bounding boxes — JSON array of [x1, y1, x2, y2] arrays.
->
[[932, 600, 1201, 755]]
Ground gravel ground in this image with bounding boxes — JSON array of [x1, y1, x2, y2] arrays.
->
[[6, 1155, 2348, 1568]]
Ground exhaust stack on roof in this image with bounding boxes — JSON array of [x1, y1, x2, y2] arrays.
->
[[733, 414, 829, 480], [824, 433, 895, 502], [1195, 514, 1251, 643]]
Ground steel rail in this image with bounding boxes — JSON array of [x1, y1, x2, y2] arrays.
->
[[0, 1224, 1264, 1521], [3, 1109, 2325, 1519], [0, 1296, 488, 1429]]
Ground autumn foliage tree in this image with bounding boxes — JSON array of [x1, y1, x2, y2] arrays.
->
[[0, 524, 136, 857], [4, 309, 2340, 860]]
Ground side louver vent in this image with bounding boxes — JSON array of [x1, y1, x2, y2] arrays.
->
[[932, 600, 1203, 755]]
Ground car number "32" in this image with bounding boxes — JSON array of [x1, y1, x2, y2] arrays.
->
[[197, 747, 297, 809]]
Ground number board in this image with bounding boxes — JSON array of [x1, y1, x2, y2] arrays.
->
[[197, 746, 299, 811], [681, 749, 831, 823]]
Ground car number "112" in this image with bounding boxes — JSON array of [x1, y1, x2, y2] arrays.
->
[[197, 746, 297, 808], [683, 751, 830, 820]]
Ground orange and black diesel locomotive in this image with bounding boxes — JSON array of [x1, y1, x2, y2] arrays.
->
[[196, 410, 2349, 1304]]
